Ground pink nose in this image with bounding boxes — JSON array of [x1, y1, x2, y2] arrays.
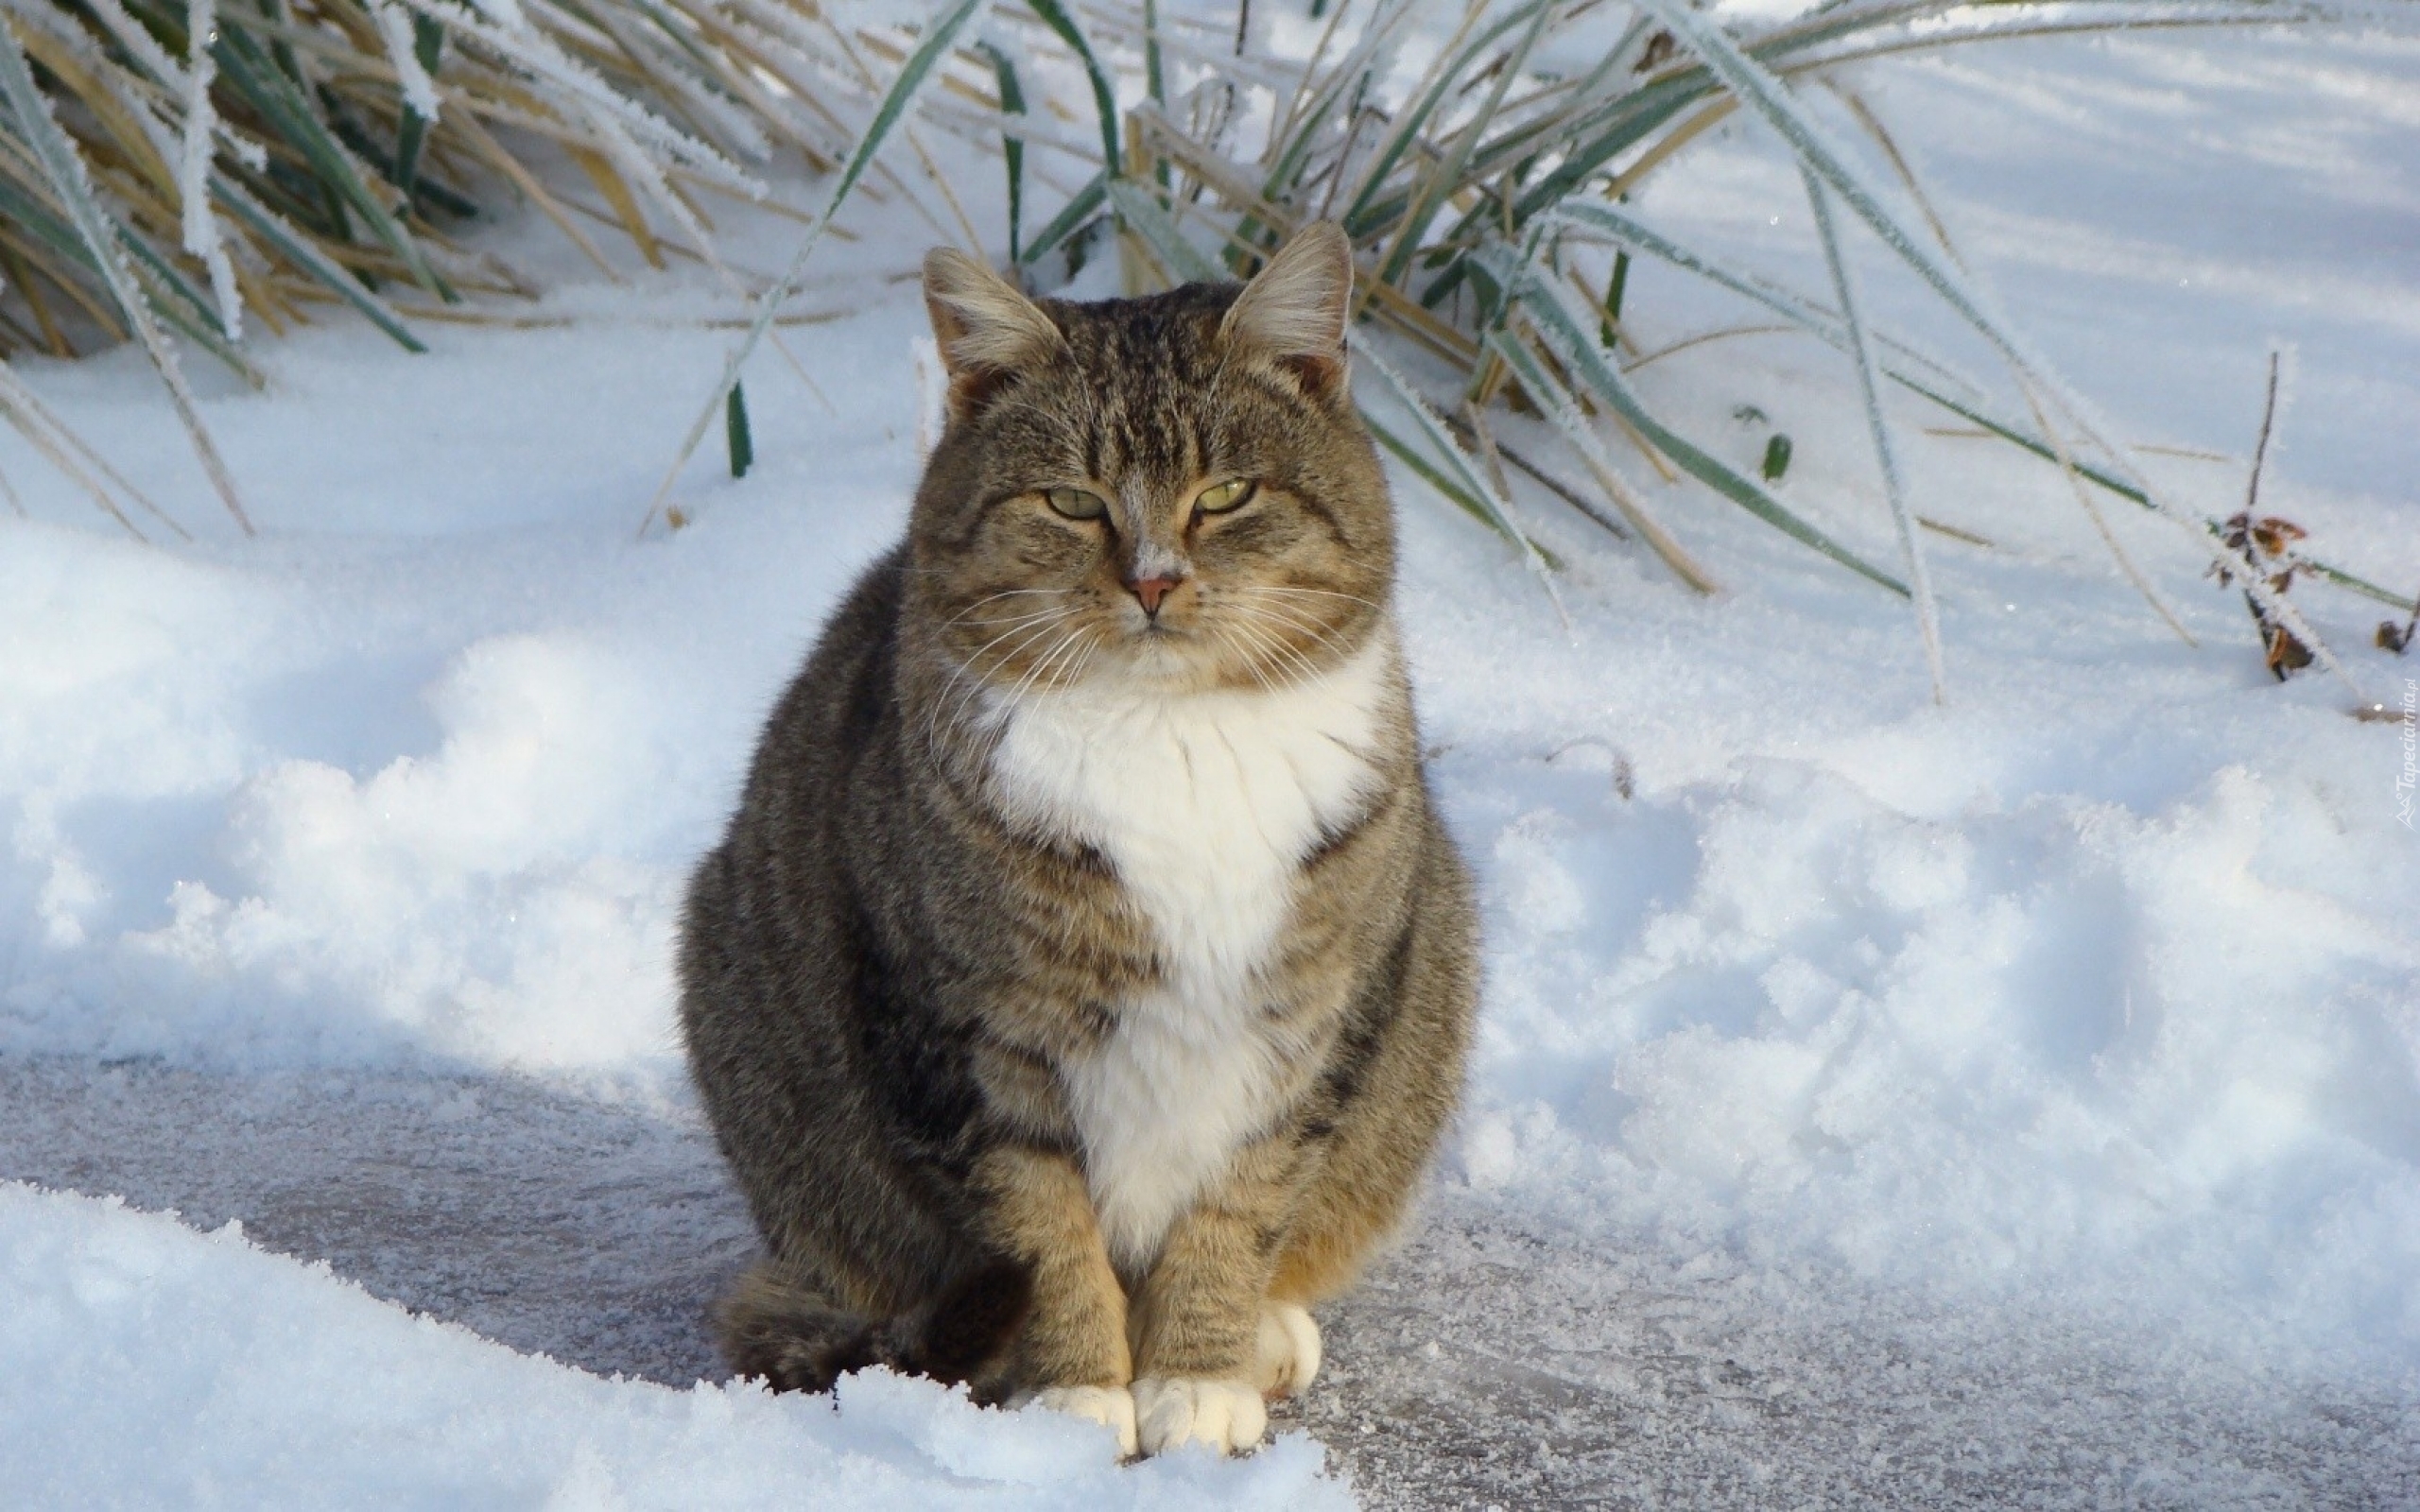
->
[[1130, 576, 1178, 616]]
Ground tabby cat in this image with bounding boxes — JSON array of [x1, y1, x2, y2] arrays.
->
[[677, 221, 1479, 1457]]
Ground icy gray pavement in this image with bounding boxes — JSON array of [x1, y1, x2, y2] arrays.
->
[[4, 1054, 2412, 1511]]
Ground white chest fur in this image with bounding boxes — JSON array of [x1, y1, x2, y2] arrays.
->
[[985, 632, 1394, 1267]]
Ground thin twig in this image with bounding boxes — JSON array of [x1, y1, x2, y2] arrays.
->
[[1443, 409, 1629, 541], [2243, 348, 2282, 519]]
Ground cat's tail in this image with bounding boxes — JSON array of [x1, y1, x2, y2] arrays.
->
[[714, 1256, 1032, 1397]]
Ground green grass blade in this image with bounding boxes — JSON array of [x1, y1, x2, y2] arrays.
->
[[1503, 75, 1703, 224], [1107, 178, 1222, 281], [1552, 201, 2395, 639], [2305, 560, 2419, 610], [1625, 0, 2022, 351], [1902, 373, 2409, 610], [1341, 0, 1554, 233], [1552, 200, 1839, 336], [393, 11, 445, 200], [1513, 272, 1909, 595], [0, 13, 249, 532], [1141, 0, 1168, 185], [1363, 412, 1498, 533], [1350, 65, 1705, 246], [1482, 328, 1718, 593], [1019, 171, 1106, 266], [0, 174, 97, 275], [1021, 0, 1121, 173], [211, 176, 425, 352], [208, 20, 453, 301], [1376, 0, 1553, 285], [640, 0, 989, 536], [0, 165, 229, 354], [1258, 0, 1418, 206], [1806, 164, 1944, 699], [1554, 201, 2053, 483], [120, 220, 229, 335], [124, 250, 253, 375], [1357, 342, 1526, 548], [1602, 249, 1630, 342], [1556, 203, 2068, 467], [726, 381, 753, 477], [976, 41, 1027, 262], [1622, 0, 2317, 650], [0, 171, 233, 360], [1355, 338, 1568, 625], [1761, 433, 1791, 481], [1141, 0, 1166, 107]]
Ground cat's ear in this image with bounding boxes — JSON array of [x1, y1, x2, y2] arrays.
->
[[924, 249, 1064, 420], [1220, 221, 1353, 401]]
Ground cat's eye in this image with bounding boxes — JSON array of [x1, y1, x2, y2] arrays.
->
[[1193, 479, 1256, 516], [1044, 487, 1108, 521]]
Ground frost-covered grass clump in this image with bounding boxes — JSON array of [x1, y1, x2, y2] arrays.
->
[[9, 0, 2406, 690], [2, 10, 2418, 1503]]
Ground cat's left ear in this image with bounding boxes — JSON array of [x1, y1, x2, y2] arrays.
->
[[925, 249, 1064, 421], [1220, 221, 1353, 402]]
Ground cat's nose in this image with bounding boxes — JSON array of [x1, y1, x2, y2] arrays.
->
[[1128, 576, 1180, 617]]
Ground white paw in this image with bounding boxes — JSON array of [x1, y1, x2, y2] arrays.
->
[[1030, 1384, 1137, 1457], [1132, 1375, 1268, 1456], [1254, 1302, 1322, 1399]]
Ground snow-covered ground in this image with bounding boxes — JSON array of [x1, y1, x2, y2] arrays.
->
[[4, 15, 2418, 1509], [0, 1183, 1338, 1509]]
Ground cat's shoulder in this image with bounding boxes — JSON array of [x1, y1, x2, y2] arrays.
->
[[752, 545, 915, 782], [829, 544, 912, 644]]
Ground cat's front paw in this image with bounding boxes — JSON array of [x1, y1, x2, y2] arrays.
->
[[1132, 1375, 1268, 1456], [1030, 1384, 1137, 1457], [1254, 1301, 1322, 1399]]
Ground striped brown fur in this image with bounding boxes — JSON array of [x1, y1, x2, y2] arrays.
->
[[678, 223, 1478, 1455]]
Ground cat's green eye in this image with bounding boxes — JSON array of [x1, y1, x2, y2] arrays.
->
[[1193, 479, 1256, 516], [1044, 487, 1108, 521]]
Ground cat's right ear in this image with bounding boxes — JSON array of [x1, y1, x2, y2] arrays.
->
[[924, 249, 1064, 421], [1220, 220, 1353, 403]]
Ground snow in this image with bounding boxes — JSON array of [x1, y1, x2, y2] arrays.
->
[[4, 13, 2419, 1507], [0, 1184, 1346, 1509]]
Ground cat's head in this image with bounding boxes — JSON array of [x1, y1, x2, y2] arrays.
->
[[907, 223, 1393, 698]]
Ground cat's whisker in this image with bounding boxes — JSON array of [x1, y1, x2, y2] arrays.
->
[[1207, 623, 1283, 696], [1229, 589, 1368, 652], [940, 588, 1068, 631], [1214, 613, 1293, 687], [1236, 603, 1363, 672], [954, 605, 1078, 635], [1055, 624, 1103, 701], [1236, 584, 1384, 612], [943, 613, 1080, 712], [1235, 593, 1384, 645], [1056, 630, 1103, 692], [1014, 627, 1088, 698], [1211, 617, 1292, 688], [1045, 627, 1103, 696], [948, 613, 1085, 726], [1000, 625, 1094, 711], [965, 595, 1074, 609], [1223, 605, 1339, 686], [1231, 583, 1363, 618], [928, 610, 1082, 752], [969, 608, 1081, 671], [1218, 611, 1321, 691]]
